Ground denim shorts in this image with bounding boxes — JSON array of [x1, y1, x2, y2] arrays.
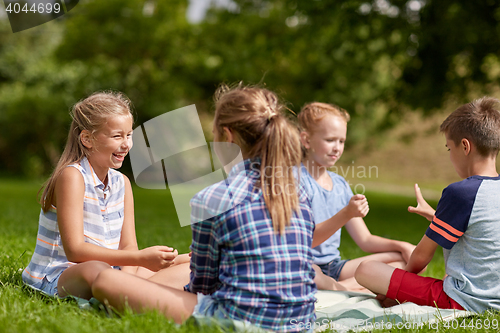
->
[[24, 270, 64, 297], [192, 293, 228, 319], [191, 294, 281, 333], [26, 266, 121, 298], [317, 258, 349, 281]]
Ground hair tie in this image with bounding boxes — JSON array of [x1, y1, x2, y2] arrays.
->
[[265, 107, 276, 121]]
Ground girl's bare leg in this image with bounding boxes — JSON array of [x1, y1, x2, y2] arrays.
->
[[337, 277, 371, 293], [92, 269, 197, 324], [339, 252, 404, 280], [57, 260, 112, 299], [146, 262, 191, 289], [313, 265, 346, 291], [313, 252, 403, 292], [125, 253, 192, 282]]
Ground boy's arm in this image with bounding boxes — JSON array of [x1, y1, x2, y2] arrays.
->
[[404, 235, 438, 273], [345, 218, 415, 262], [312, 194, 368, 248]]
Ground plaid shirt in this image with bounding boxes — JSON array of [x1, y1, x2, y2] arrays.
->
[[186, 159, 317, 332]]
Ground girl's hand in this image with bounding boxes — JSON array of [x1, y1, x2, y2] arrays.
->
[[138, 246, 178, 272], [172, 253, 191, 265], [345, 194, 369, 219], [408, 184, 435, 221]]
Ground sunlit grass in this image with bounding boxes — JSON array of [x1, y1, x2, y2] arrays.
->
[[0, 179, 496, 332]]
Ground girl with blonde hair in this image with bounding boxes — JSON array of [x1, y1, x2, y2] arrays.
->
[[23, 91, 188, 300], [298, 102, 415, 291]]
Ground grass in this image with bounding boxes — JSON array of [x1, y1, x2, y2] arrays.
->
[[0, 179, 496, 332]]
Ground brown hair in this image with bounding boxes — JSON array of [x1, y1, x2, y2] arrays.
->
[[39, 91, 133, 212], [440, 97, 500, 157], [213, 84, 301, 233]]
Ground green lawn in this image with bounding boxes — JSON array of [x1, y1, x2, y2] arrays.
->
[[0, 179, 495, 332]]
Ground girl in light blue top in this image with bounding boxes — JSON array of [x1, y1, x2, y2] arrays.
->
[[298, 102, 416, 291], [23, 92, 189, 299]]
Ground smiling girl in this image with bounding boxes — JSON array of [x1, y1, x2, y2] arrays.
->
[[22, 92, 186, 300]]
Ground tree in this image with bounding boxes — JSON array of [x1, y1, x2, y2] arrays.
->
[[2, 0, 500, 176], [0, 20, 87, 177], [399, 0, 500, 111]]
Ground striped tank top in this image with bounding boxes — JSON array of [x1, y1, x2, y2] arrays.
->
[[22, 157, 125, 287]]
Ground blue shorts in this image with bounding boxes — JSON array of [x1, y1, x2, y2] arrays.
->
[[192, 293, 228, 319], [317, 258, 349, 281], [25, 266, 121, 298], [29, 271, 64, 297], [191, 294, 297, 333]]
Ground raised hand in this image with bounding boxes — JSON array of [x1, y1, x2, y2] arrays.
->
[[138, 246, 178, 272], [345, 194, 369, 219], [407, 184, 435, 221]]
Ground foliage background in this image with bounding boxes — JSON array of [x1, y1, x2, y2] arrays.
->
[[2, 1, 500, 331], [1, 0, 500, 180]]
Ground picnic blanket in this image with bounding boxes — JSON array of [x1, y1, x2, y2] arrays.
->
[[191, 290, 473, 332], [314, 290, 473, 332], [30, 283, 473, 332]]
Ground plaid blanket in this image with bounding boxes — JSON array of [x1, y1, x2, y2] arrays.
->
[[314, 290, 473, 332]]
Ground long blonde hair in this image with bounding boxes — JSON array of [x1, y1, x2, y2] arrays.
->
[[39, 92, 133, 212], [213, 84, 301, 233]]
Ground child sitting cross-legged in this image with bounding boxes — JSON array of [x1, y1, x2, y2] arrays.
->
[[355, 97, 500, 311], [22, 92, 190, 300], [298, 102, 415, 291]]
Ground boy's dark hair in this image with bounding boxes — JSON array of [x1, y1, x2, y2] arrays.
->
[[440, 97, 500, 156]]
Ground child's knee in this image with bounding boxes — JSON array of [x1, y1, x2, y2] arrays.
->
[[354, 261, 375, 283], [91, 268, 117, 297], [84, 260, 112, 280]]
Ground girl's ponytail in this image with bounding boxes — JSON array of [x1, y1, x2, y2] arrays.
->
[[258, 115, 301, 233], [214, 84, 301, 233]]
